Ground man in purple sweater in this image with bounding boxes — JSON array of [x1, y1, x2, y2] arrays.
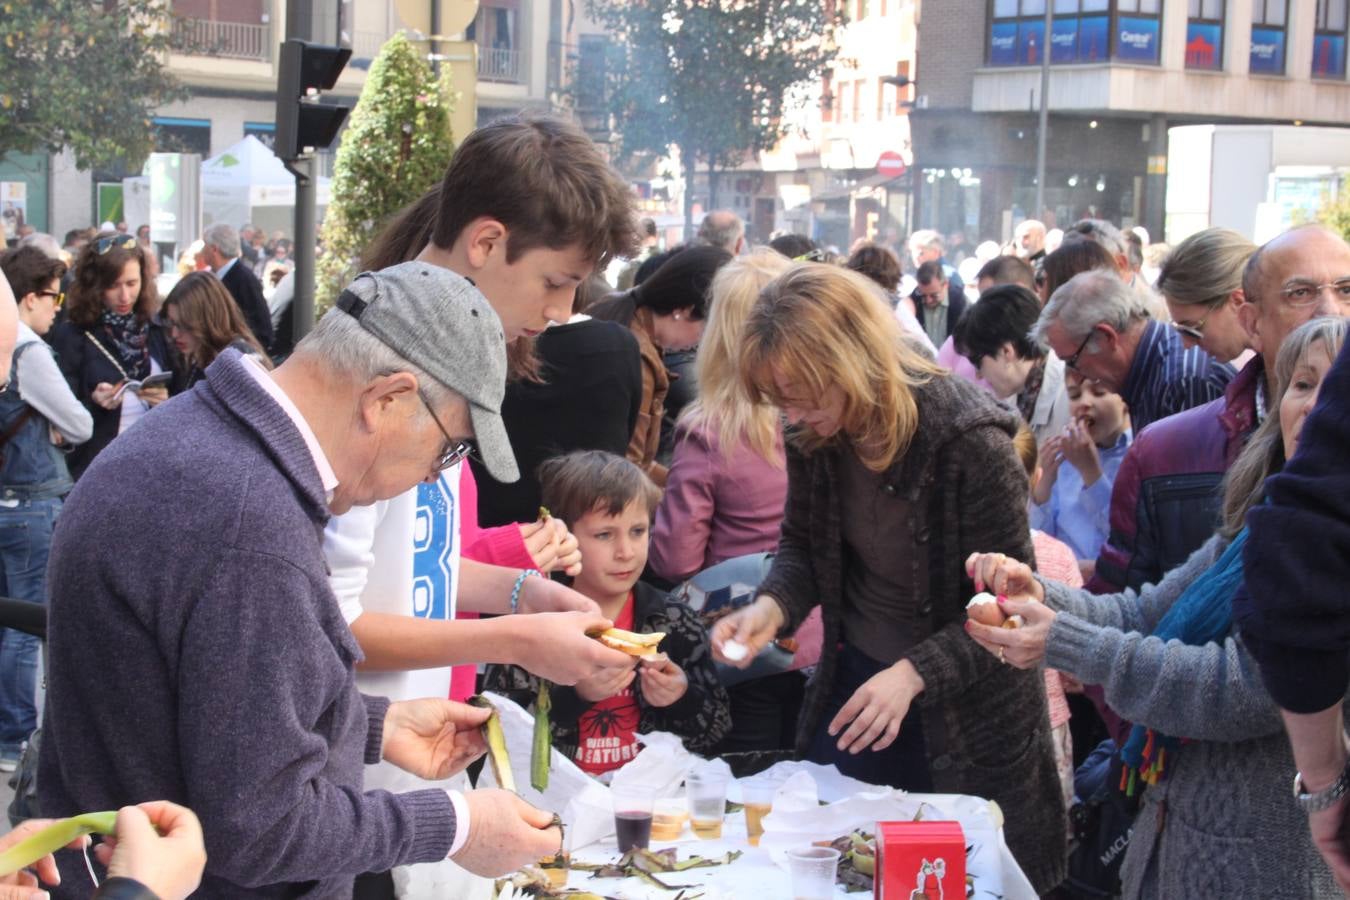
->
[[39, 263, 562, 897]]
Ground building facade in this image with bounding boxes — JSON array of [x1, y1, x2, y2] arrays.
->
[[12, 0, 583, 239], [910, 0, 1350, 243]]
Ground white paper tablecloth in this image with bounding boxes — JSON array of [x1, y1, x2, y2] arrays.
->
[[476, 695, 1037, 900]]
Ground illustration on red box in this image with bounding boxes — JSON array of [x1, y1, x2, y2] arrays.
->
[[875, 821, 965, 900]]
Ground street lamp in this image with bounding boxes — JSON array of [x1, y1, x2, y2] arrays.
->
[[881, 75, 915, 88]]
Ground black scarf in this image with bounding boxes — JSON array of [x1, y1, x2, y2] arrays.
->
[[98, 310, 152, 381]]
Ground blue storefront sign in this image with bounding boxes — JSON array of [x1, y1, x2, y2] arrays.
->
[[990, 21, 1019, 66], [1116, 16, 1160, 63], [1019, 19, 1047, 65], [1185, 22, 1222, 69], [1051, 17, 1078, 63], [1313, 34, 1346, 79], [1250, 26, 1286, 74], [1078, 16, 1109, 62]]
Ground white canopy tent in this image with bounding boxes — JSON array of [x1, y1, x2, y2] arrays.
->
[[200, 135, 332, 233]]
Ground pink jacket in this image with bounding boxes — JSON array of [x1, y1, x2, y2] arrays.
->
[[650, 421, 788, 583], [1032, 529, 1080, 730]]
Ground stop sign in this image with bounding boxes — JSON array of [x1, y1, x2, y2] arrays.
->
[[877, 151, 907, 178]]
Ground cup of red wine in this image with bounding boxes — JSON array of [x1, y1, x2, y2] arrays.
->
[[613, 783, 656, 853]]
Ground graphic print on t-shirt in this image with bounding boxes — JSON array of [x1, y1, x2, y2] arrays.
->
[[574, 595, 642, 774], [412, 475, 458, 620]]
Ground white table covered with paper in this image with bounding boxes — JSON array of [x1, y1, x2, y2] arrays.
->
[[477, 692, 1036, 900]]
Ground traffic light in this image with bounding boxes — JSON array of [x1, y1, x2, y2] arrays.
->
[[275, 39, 353, 160]]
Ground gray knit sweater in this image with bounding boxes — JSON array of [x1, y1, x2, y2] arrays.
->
[[39, 351, 456, 898], [1043, 534, 1339, 899]]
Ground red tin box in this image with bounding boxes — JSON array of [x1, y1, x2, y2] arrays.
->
[[875, 821, 966, 900]]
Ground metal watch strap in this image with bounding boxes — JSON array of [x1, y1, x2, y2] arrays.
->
[[1294, 759, 1350, 813]]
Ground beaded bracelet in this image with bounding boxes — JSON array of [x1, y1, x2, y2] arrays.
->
[[510, 569, 543, 614]]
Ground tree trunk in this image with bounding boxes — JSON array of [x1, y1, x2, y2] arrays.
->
[[681, 143, 696, 241], [708, 162, 720, 211]]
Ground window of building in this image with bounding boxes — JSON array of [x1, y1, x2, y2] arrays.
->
[[1250, 0, 1289, 74], [987, 0, 1150, 66], [1185, 0, 1224, 70], [1314, 0, 1348, 78], [1114, 0, 1162, 64]]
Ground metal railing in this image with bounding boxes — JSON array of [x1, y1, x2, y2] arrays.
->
[[478, 46, 522, 82], [174, 17, 271, 62]]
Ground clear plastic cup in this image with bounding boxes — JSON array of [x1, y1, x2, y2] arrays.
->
[[786, 846, 841, 900], [685, 771, 729, 840], [741, 778, 776, 847], [612, 784, 655, 852]]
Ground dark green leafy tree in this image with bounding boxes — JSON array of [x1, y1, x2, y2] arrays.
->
[[315, 33, 455, 311], [0, 0, 186, 171], [583, 0, 839, 235]]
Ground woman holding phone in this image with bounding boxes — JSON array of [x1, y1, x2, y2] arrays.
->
[[161, 271, 271, 390], [50, 232, 175, 479]]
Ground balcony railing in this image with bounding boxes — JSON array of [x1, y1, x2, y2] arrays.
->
[[478, 46, 522, 83], [174, 17, 271, 62]]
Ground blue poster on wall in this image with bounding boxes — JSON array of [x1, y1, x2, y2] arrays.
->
[[1116, 16, 1160, 63], [1019, 19, 1047, 65], [990, 21, 1019, 66], [1250, 26, 1286, 74], [1313, 34, 1346, 78], [1078, 16, 1109, 62], [1051, 16, 1079, 63]]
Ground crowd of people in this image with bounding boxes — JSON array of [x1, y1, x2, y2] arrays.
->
[[0, 111, 1347, 900]]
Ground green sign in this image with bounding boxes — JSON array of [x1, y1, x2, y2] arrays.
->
[[97, 182, 124, 226]]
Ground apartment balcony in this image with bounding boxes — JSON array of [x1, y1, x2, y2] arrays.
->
[[173, 16, 272, 62], [478, 46, 523, 83]]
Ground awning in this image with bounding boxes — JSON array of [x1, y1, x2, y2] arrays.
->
[[813, 172, 906, 201]]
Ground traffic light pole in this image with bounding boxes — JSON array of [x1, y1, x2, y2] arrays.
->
[[286, 155, 318, 344]]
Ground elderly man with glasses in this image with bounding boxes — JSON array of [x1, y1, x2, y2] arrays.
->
[[1033, 268, 1232, 435], [39, 263, 569, 897]]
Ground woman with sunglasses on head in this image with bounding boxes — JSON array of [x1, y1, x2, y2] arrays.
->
[[161, 271, 270, 390], [49, 232, 175, 480], [0, 247, 93, 770]]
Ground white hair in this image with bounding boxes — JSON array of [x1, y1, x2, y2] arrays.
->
[[1063, 218, 1127, 260], [697, 211, 745, 254], [202, 223, 241, 259], [17, 232, 62, 260], [1015, 219, 1046, 239], [295, 307, 457, 409], [908, 229, 944, 252], [1032, 269, 1150, 349]]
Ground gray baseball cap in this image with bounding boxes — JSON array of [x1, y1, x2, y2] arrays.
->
[[335, 262, 520, 483]]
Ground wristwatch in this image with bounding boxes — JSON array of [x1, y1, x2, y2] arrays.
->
[[1294, 758, 1350, 813]]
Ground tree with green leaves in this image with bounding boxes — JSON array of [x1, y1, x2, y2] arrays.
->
[[315, 33, 455, 312], [0, 0, 185, 171], [583, 0, 839, 236]]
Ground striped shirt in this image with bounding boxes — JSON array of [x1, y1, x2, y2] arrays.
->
[[1120, 319, 1235, 433]]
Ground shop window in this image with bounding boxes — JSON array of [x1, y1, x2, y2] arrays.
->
[[1314, 0, 1348, 79], [1186, 0, 1224, 70], [1250, 0, 1288, 75]]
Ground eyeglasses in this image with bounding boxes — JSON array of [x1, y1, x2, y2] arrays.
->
[[1062, 327, 1098, 372], [416, 388, 477, 471], [94, 234, 138, 255], [1278, 279, 1350, 308], [37, 290, 64, 308]]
